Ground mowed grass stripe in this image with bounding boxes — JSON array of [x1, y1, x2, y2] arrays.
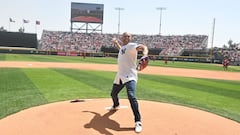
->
[[30, 55, 117, 64], [0, 54, 5, 61], [23, 68, 110, 102], [154, 76, 240, 99], [5, 54, 36, 61], [139, 74, 240, 108], [5, 54, 70, 62], [2, 54, 118, 64], [150, 60, 240, 72], [53, 69, 114, 91], [138, 74, 240, 121], [26, 55, 83, 63], [0, 68, 47, 118]]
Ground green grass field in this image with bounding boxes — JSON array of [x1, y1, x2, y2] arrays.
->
[[0, 54, 240, 123]]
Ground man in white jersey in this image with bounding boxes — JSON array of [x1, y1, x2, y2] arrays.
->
[[110, 32, 148, 133]]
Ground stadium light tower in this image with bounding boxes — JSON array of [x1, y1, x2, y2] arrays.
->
[[156, 7, 166, 35], [115, 7, 124, 34]]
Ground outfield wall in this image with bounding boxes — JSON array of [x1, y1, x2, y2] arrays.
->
[[1, 48, 239, 65], [0, 31, 37, 48]]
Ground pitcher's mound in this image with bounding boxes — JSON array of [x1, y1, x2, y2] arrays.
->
[[0, 99, 239, 135]]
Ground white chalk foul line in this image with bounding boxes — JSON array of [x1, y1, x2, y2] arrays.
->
[[105, 105, 129, 110]]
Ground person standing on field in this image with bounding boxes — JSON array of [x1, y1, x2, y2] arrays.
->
[[110, 32, 149, 133], [222, 57, 230, 71]]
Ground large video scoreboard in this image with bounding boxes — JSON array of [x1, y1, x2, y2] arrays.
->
[[71, 2, 104, 24]]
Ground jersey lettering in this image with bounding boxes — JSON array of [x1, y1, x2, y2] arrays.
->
[[121, 48, 126, 55]]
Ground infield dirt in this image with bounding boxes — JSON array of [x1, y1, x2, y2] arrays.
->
[[0, 61, 240, 81]]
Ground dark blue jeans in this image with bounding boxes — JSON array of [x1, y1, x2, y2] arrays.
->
[[111, 80, 141, 122]]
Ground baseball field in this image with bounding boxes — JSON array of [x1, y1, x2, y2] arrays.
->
[[0, 54, 240, 135]]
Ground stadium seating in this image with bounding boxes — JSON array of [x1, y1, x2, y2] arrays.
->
[[40, 30, 208, 56]]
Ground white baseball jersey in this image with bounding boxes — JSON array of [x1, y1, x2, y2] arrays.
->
[[114, 42, 140, 84]]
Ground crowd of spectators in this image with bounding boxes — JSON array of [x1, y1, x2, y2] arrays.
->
[[40, 30, 208, 56], [40, 30, 105, 53], [222, 50, 240, 62], [214, 44, 240, 63]]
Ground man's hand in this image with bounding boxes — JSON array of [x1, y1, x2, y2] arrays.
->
[[112, 38, 118, 44], [112, 38, 121, 50]]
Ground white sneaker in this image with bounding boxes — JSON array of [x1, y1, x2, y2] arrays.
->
[[135, 121, 142, 133], [108, 105, 119, 111]]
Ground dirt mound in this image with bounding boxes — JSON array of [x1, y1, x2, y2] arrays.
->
[[0, 99, 239, 135]]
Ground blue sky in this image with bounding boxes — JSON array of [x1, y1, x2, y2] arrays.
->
[[1, 0, 239, 48]]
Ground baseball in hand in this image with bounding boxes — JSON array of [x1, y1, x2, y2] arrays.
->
[[112, 38, 118, 44], [112, 38, 116, 41]]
